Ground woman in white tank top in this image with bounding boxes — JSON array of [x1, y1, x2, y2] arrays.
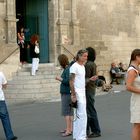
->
[[126, 49, 140, 140]]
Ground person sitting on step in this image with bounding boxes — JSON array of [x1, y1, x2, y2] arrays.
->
[[110, 62, 122, 84]]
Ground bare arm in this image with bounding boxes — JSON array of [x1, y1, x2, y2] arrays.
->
[[126, 70, 140, 94], [17, 33, 22, 40], [69, 73, 77, 102], [2, 83, 7, 89], [69, 73, 76, 96], [55, 76, 62, 82]]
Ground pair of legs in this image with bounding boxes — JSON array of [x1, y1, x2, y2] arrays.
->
[[86, 89, 101, 136], [110, 77, 120, 84], [132, 123, 140, 140], [73, 90, 87, 140], [31, 58, 39, 75], [61, 94, 73, 136], [0, 101, 17, 140], [73, 101, 87, 140], [63, 116, 73, 134]]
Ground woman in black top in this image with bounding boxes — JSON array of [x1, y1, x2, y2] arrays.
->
[[29, 34, 40, 76]]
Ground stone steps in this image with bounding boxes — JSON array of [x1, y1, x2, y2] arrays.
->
[[4, 63, 62, 104]]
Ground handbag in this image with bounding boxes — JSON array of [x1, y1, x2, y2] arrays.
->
[[69, 101, 78, 108], [34, 45, 39, 54]]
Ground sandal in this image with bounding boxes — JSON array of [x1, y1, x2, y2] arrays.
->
[[60, 129, 66, 133], [62, 132, 72, 137]]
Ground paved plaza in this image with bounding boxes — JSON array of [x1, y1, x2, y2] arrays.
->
[[0, 85, 132, 140]]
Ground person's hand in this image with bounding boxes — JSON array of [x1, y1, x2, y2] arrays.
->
[[35, 40, 39, 46], [2, 84, 7, 89], [71, 94, 77, 103], [27, 45, 30, 48], [55, 76, 60, 80], [90, 75, 98, 81], [55, 76, 62, 81]]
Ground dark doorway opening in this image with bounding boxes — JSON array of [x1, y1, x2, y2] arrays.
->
[[16, 0, 26, 30], [16, 0, 49, 63]]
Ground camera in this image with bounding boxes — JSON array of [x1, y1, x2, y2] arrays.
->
[[95, 79, 104, 87], [69, 101, 78, 108]]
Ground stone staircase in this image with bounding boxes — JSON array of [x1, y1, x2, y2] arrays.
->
[[4, 63, 62, 104]]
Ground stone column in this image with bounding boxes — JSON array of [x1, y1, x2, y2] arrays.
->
[[5, 0, 17, 44], [56, 0, 69, 57], [71, 0, 80, 45]]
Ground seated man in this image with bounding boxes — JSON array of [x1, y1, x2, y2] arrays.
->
[[110, 62, 122, 84], [118, 62, 127, 72]]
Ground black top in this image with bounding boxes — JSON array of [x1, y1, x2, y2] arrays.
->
[[30, 43, 40, 58], [85, 61, 97, 91]]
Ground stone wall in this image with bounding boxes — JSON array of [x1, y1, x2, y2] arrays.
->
[[1, 0, 140, 83], [0, 0, 6, 43], [77, 0, 140, 82], [48, 0, 81, 64], [0, 0, 21, 80], [0, 49, 20, 80]]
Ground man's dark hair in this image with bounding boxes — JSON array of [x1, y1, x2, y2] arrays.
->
[[86, 47, 96, 62]]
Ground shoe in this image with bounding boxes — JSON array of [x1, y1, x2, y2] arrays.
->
[[60, 129, 66, 133], [11, 136, 18, 140], [88, 133, 101, 138], [62, 132, 72, 137]]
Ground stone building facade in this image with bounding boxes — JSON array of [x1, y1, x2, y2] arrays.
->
[[1, 0, 140, 81], [77, 0, 140, 78]]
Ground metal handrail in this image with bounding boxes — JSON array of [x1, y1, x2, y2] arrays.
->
[[0, 46, 18, 64], [61, 45, 75, 58]]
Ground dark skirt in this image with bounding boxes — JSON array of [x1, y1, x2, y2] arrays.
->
[[19, 43, 27, 63], [61, 94, 73, 116]]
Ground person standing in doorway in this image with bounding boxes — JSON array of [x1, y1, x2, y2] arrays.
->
[[17, 27, 27, 65], [69, 49, 88, 140], [0, 71, 17, 140], [29, 34, 40, 76], [55, 54, 73, 137], [85, 47, 101, 138], [126, 49, 140, 140]]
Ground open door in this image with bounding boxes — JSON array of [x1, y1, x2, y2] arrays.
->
[[16, 0, 49, 63]]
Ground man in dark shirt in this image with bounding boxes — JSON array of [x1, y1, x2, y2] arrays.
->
[[85, 47, 101, 138]]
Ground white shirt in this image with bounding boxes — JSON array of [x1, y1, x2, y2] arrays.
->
[[0, 72, 7, 100], [70, 62, 85, 90]]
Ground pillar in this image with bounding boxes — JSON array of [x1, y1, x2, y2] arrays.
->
[[5, 0, 17, 44]]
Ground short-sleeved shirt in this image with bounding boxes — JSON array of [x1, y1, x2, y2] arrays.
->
[[70, 62, 85, 90], [60, 66, 70, 94], [0, 72, 7, 101]]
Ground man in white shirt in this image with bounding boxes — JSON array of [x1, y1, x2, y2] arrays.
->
[[69, 49, 88, 140], [0, 72, 17, 140]]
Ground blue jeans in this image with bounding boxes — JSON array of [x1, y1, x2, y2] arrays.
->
[[86, 89, 101, 135], [0, 101, 14, 140]]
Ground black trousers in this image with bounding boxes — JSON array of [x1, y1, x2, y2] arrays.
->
[[86, 89, 101, 135]]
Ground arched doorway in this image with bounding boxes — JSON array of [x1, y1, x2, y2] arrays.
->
[[16, 0, 49, 63]]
